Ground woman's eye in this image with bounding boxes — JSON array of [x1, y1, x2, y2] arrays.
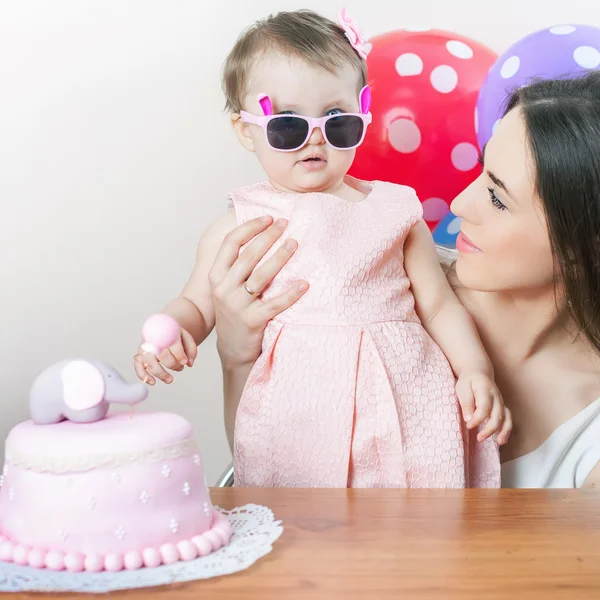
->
[[326, 108, 344, 116], [487, 187, 507, 211]]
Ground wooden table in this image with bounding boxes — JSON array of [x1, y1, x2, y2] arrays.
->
[[9, 488, 600, 599]]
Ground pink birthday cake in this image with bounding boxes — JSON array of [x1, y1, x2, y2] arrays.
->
[[0, 411, 232, 572]]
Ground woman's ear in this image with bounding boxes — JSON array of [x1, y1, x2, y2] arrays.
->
[[231, 113, 255, 153]]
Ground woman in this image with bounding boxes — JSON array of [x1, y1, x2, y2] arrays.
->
[[158, 72, 600, 487]]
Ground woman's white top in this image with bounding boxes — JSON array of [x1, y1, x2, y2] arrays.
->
[[435, 245, 600, 488], [501, 399, 600, 488]]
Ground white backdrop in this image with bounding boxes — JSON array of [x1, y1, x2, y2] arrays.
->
[[1, 0, 599, 483]]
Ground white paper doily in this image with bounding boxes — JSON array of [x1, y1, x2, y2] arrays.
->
[[0, 504, 282, 593]]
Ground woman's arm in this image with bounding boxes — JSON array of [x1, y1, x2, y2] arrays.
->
[[208, 217, 308, 449]]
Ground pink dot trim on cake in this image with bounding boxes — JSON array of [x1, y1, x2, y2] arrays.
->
[[176, 540, 197, 561], [0, 540, 14, 562], [12, 545, 29, 565], [0, 509, 232, 572], [142, 547, 161, 568], [28, 548, 46, 568], [123, 551, 143, 570], [64, 553, 84, 572], [104, 553, 123, 572], [159, 543, 179, 565], [45, 550, 65, 571], [85, 553, 104, 572]]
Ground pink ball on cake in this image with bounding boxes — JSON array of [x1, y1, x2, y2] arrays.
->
[[27, 548, 46, 568], [159, 543, 179, 565], [104, 553, 123, 572], [84, 554, 104, 573], [0, 541, 14, 562], [64, 552, 85, 572], [214, 518, 233, 545], [141, 314, 180, 355], [142, 548, 161, 568], [12, 544, 29, 565], [176, 540, 198, 561], [203, 530, 222, 551], [45, 550, 65, 571], [192, 535, 213, 557], [124, 551, 143, 571]]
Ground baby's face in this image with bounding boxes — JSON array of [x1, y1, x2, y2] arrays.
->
[[236, 52, 362, 194]]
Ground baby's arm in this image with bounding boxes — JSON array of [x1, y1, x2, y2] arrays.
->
[[404, 220, 511, 444], [163, 210, 238, 343], [136, 210, 238, 384]]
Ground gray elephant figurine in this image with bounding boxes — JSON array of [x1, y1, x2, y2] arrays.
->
[[29, 359, 149, 425]]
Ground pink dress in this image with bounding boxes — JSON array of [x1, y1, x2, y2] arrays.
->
[[230, 177, 500, 488]]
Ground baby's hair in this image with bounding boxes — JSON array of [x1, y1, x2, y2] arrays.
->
[[222, 9, 368, 113]]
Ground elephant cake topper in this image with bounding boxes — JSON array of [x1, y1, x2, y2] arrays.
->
[[28, 314, 178, 425], [29, 360, 149, 425]]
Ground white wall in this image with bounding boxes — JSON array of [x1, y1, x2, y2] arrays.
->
[[1, 0, 599, 484]]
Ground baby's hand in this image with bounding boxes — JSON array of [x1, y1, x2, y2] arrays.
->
[[456, 371, 512, 445], [133, 327, 198, 386]]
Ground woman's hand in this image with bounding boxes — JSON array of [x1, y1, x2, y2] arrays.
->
[[208, 216, 309, 367]]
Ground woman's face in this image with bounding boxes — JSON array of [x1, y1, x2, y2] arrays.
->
[[450, 108, 554, 293]]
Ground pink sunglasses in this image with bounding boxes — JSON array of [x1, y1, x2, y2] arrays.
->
[[239, 85, 372, 152]]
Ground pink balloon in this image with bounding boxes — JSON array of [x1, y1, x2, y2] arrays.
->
[[141, 314, 180, 355]]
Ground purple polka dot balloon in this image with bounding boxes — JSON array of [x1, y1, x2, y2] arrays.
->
[[476, 24, 600, 149]]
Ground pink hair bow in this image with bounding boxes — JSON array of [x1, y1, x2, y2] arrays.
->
[[337, 7, 371, 60]]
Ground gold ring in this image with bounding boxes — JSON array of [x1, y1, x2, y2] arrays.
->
[[244, 281, 258, 296]]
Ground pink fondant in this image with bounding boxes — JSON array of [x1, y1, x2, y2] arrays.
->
[[0, 412, 231, 572], [45, 550, 65, 571], [13, 544, 29, 565], [28, 548, 46, 568], [142, 314, 180, 355], [61, 360, 105, 411], [192, 535, 212, 557], [84, 554, 104, 572], [4, 412, 193, 459], [159, 543, 179, 565], [142, 548, 161, 568], [124, 551, 143, 570], [0, 541, 14, 561], [104, 553, 123, 572], [176, 540, 197, 561], [64, 552, 84, 572]]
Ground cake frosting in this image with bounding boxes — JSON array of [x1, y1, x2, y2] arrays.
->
[[0, 412, 231, 572]]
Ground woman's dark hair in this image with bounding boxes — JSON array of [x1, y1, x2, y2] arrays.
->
[[503, 70, 600, 353]]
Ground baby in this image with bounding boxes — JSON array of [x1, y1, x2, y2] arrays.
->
[[134, 8, 510, 488]]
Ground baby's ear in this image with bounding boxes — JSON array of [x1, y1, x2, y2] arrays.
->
[[231, 113, 255, 153]]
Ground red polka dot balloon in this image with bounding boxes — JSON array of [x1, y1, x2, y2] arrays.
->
[[350, 29, 497, 230]]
